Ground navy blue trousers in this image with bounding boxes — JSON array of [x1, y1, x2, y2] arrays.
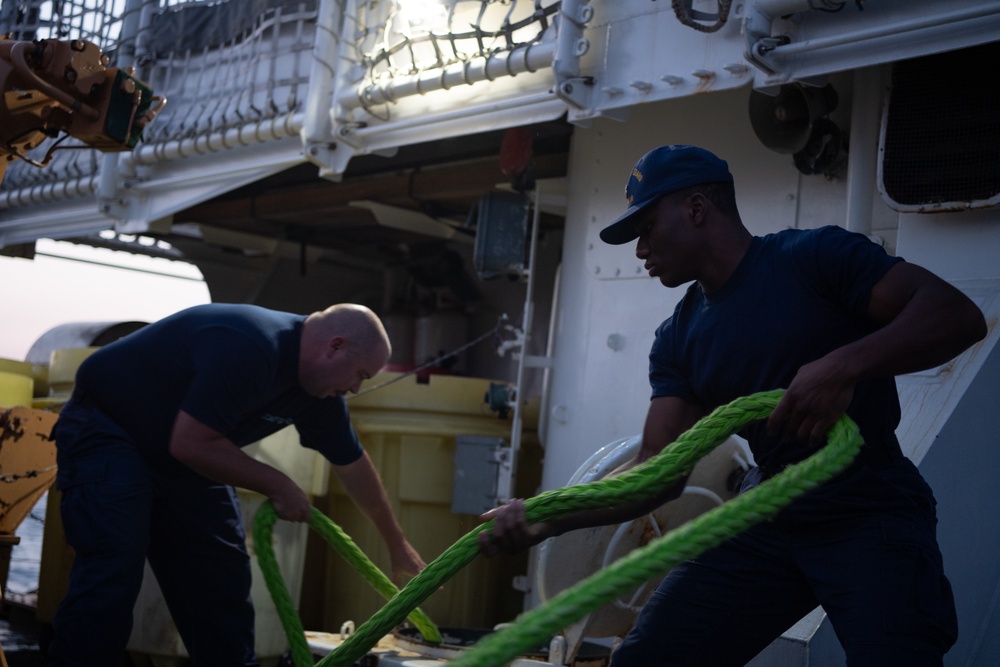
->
[[46, 401, 259, 667], [612, 461, 958, 666]]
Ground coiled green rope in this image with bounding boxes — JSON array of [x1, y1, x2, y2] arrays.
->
[[254, 389, 862, 667]]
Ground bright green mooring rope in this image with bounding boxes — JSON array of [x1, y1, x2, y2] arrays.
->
[[253, 389, 863, 667], [252, 505, 443, 667]]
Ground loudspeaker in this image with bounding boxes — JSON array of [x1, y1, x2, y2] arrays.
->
[[749, 83, 838, 154]]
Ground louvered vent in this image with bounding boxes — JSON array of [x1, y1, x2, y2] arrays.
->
[[879, 41, 1000, 212]]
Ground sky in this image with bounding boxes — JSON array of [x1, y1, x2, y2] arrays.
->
[[1, 236, 210, 593], [0, 238, 211, 362]]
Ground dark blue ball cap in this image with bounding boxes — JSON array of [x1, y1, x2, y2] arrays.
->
[[599, 145, 733, 245]]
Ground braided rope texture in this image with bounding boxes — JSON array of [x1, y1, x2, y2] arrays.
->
[[251, 505, 443, 667], [255, 390, 861, 667], [450, 393, 861, 667]]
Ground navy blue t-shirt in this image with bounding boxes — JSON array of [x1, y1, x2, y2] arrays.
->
[[73, 303, 363, 470], [649, 226, 903, 472]]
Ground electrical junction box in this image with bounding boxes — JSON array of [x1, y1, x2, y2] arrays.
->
[[451, 435, 510, 515], [469, 191, 529, 280]]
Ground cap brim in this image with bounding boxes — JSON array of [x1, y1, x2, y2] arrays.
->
[[599, 201, 648, 245]]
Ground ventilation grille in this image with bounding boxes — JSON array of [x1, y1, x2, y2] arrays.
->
[[880, 41, 1000, 211]]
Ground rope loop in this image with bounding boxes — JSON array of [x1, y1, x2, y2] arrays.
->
[[251, 505, 443, 667], [450, 391, 862, 667], [254, 389, 863, 667]]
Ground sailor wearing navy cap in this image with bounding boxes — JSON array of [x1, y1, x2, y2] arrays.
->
[[600, 144, 734, 246], [481, 144, 984, 666]]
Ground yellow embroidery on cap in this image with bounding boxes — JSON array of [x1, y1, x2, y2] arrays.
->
[[632, 167, 643, 182]]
